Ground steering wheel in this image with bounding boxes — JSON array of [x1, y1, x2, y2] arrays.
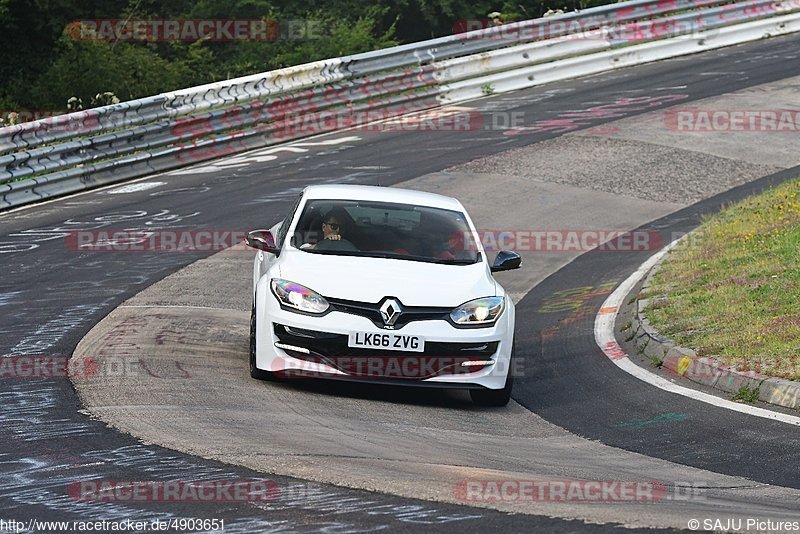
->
[[314, 238, 359, 252]]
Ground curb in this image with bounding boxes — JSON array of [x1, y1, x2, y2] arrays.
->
[[628, 255, 800, 411]]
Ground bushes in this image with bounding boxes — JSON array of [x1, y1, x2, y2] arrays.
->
[[1, 0, 587, 112]]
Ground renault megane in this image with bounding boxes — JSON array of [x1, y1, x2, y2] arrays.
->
[[246, 184, 521, 406]]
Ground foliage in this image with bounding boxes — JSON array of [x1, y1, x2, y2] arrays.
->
[[731, 385, 760, 403], [0, 0, 616, 112]]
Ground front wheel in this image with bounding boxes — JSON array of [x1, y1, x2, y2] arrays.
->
[[250, 303, 273, 380], [469, 373, 513, 406], [469, 343, 514, 407]]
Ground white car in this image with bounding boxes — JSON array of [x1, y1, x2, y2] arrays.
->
[[246, 184, 521, 406]]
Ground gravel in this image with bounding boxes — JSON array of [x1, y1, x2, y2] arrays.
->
[[451, 134, 783, 204]]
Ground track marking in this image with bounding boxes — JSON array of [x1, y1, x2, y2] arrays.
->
[[594, 241, 800, 427], [0, 135, 361, 216], [105, 182, 166, 194], [170, 136, 363, 174]]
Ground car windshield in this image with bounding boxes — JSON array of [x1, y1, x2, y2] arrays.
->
[[290, 199, 480, 264]]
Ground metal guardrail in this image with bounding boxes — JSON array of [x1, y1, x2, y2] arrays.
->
[[2, 0, 800, 210]]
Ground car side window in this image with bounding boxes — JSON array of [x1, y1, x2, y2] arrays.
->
[[277, 193, 303, 250]]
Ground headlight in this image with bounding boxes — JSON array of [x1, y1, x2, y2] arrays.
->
[[450, 297, 505, 326], [270, 279, 329, 314]]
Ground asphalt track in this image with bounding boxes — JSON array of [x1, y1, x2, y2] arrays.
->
[[516, 164, 800, 485], [2, 33, 800, 530]]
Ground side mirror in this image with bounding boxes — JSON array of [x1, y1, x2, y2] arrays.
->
[[491, 250, 521, 272], [246, 229, 279, 254]]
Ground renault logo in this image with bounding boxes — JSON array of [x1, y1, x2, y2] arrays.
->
[[379, 299, 402, 327]]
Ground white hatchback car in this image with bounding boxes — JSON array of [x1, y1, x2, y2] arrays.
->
[[247, 184, 521, 406]]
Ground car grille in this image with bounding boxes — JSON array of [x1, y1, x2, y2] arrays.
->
[[273, 323, 498, 379], [326, 297, 451, 329]]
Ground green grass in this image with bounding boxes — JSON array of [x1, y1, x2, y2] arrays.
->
[[644, 178, 800, 381], [731, 385, 760, 403]]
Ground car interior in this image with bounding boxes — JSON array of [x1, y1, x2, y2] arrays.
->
[[290, 201, 475, 260]]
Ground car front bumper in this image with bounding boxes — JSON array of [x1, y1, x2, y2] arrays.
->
[[255, 291, 515, 390]]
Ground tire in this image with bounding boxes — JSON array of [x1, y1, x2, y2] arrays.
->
[[469, 373, 513, 407], [469, 343, 515, 407], [249, 303, 273, 381]]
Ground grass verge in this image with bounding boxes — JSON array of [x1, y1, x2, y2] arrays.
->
[[644, 178, 800, 381]]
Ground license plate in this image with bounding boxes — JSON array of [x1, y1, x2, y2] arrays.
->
[[348, 332, 425, 352]]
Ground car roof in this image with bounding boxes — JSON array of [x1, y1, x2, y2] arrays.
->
[[302, 184, 464, 211]]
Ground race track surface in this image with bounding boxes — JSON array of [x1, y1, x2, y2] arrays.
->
[[3, 34, 800, 530]]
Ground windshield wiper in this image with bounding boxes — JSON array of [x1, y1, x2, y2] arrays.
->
[[371, 253, 478, 264], [431, 258, 478, 265], [302, 249, 478, 264], [304, 249, 362, 257]]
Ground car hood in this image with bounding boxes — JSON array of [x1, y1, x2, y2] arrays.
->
[[277, 249, 495, 306]]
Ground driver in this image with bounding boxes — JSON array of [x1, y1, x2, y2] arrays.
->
[[434, 230, 471, 260], [301, 209, 348, 250]]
